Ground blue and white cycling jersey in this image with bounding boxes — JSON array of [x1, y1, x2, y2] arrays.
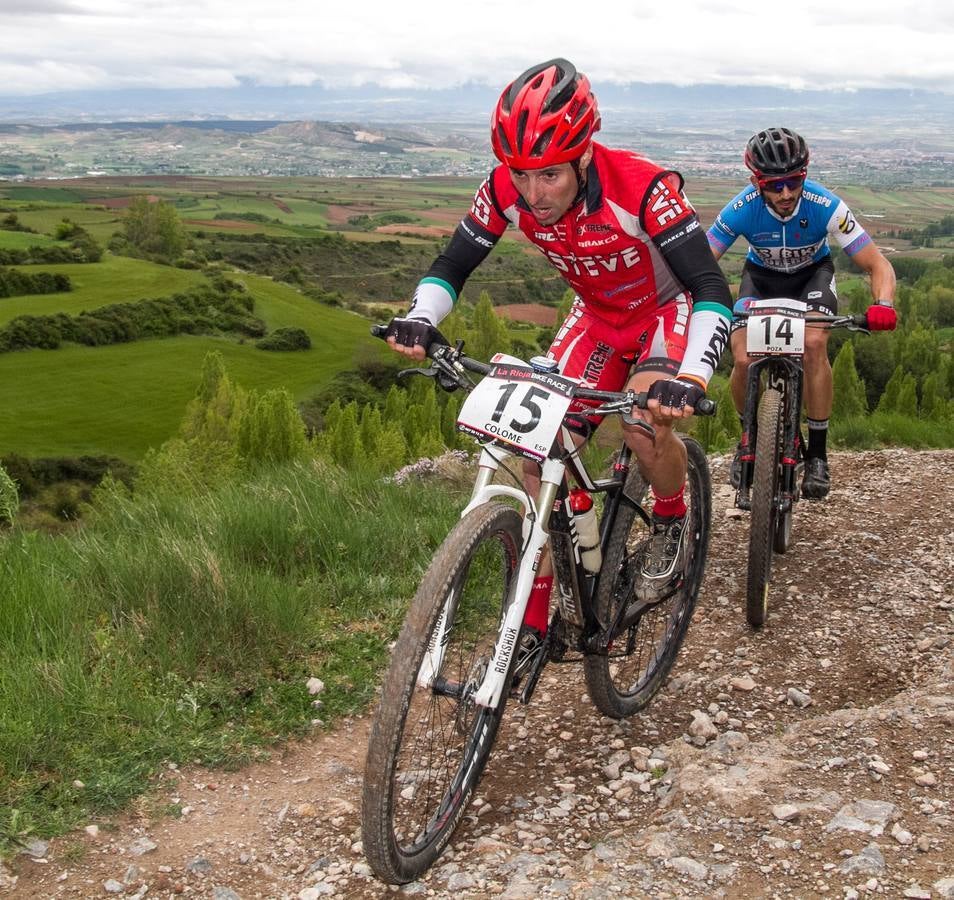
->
[[706, 179, 872, 274]]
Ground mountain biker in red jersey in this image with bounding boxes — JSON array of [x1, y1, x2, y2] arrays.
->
[[708, 127, 897, 498], [385, 58, 732, 664]]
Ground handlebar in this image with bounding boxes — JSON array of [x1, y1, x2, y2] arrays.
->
[[371, 323, 716, 416], [733, 311, 871, 333]]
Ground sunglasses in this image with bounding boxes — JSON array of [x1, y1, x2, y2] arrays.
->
[[759, 173, 806, 193]]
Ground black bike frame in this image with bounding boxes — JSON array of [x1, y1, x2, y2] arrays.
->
[[543, 442, 645, 655]]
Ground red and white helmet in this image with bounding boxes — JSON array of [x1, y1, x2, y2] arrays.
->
[[491, 58, 600, 169]]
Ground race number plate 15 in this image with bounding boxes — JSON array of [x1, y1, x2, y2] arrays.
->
[[456, 355, 578, 461], [746, 299, 808, 357]]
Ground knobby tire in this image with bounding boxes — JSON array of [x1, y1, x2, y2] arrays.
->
[[746, 388, 783, 628], [583, 436, 712, 718], [361, 502, 522, 884]]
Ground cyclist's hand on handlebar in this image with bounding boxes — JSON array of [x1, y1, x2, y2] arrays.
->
[[865, 303, 897, 331], [384, 316, 442, 360], [647, 376, 707, 419]]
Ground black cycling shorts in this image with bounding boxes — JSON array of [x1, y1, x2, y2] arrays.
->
[[732, 257, 838, 332]]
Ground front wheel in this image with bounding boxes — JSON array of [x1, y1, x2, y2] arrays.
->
[[746, 388, 783, 628], [361, 502, 522, 884], [583, 436, 712, 718]]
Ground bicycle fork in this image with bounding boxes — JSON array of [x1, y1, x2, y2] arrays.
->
[[416, 449, 566, 711]]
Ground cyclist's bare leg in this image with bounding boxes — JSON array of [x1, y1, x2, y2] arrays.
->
[[623, 368, 688, 495], [802, 325, 832, 419], [729, 328, 750, 415]]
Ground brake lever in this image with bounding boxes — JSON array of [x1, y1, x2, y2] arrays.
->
[[397, 365, 438, 380], [622, 413, 656, 443]]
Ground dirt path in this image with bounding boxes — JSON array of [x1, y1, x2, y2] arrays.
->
[[4, 449, 953, 900]]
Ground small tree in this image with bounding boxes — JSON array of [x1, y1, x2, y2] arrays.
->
[[468, 291, 511, 362], [896, 373, 919, 416], [876, 365, 905, 415], [238, 389, 309, 466], [123, 195, 186, 260], [832, 341, 868, 418]]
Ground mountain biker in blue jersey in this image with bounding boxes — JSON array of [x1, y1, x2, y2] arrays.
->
[[708, 127, 897, 499]]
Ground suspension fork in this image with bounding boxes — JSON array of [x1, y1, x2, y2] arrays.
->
[[410, 445, 566, 710], [463, 454, 565, 709]]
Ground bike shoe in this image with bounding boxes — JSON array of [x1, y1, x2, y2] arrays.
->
[[801, 457, 831, 499], [639, 513, 688, 593], [728, 442, 743, 489]]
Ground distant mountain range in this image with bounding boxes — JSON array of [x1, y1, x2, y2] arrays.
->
[[2, 81, 953, 136]]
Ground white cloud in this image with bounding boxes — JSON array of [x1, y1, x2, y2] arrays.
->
[[1, 0, 952, 96]]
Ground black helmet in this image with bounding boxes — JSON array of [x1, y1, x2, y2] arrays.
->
[[744, 127, 809, 178]]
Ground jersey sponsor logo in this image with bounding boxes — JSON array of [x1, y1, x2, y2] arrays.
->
[[544, 245, 643, 277], [579, 223, 613, 232], [754, 245, 818, 267], [700, 317, 730, 373], [534, 231, 558, 241], [800, 218, 808, 228], [648, 180, 686, 228], [581, 341, 613, 386], [802, 189, 832, 208], [807, 290, 823, 300], [753, 232, 780, 241], [471, 180, 494, 227], [577, 235, 619, 248], [838, 211, 857, 235], [461, 218, 495, 249]]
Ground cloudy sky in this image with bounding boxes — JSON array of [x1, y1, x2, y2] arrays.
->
[[2, 0, 952, 97]]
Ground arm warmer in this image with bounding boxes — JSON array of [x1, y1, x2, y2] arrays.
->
[[656, 223, 733, 388], [407, 219, 499, 325]]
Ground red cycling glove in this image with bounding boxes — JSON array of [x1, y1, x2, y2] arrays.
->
[[866, 303, 897, 331]]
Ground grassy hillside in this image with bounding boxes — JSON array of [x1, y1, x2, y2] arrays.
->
[[0, 260, 381, 459]]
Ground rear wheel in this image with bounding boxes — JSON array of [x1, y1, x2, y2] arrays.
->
[[746, 389, 783, 628], [584, 437, 711, 718], [361, 503, 522, 884]]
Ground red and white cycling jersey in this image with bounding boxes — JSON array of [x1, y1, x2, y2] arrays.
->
[[467, 143, 700, 329], [409, 142, 732, 389]]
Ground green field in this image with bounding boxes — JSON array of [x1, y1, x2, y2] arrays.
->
[[0, 229, 56, 249]]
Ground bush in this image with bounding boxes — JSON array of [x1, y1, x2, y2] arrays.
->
[[0, 280, 265, 353], [255, 327, 312, 351]]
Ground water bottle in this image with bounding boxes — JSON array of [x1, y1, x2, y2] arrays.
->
[[569, 487, 602, 573]]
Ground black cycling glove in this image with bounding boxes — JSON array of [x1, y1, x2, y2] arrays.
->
[[648, 377, 707, 411], [384, 317, 446, 353]]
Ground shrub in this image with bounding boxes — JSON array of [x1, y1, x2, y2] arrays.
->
[[255, 327, 312, 351]]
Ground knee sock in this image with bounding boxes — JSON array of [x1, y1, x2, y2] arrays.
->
[[522, 576, 553, 634], [807, 417, 829, 460]]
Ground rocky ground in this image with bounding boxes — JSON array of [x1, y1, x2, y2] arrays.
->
[[3, 449, 952, 900]]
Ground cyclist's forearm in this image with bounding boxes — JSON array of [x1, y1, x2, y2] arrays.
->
[[869, 257, 897, 303], [409, 219, 498, 324]]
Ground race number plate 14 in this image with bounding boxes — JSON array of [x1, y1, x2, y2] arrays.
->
[[456, 354, 578, 461], [746, 298, 808, 357]]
